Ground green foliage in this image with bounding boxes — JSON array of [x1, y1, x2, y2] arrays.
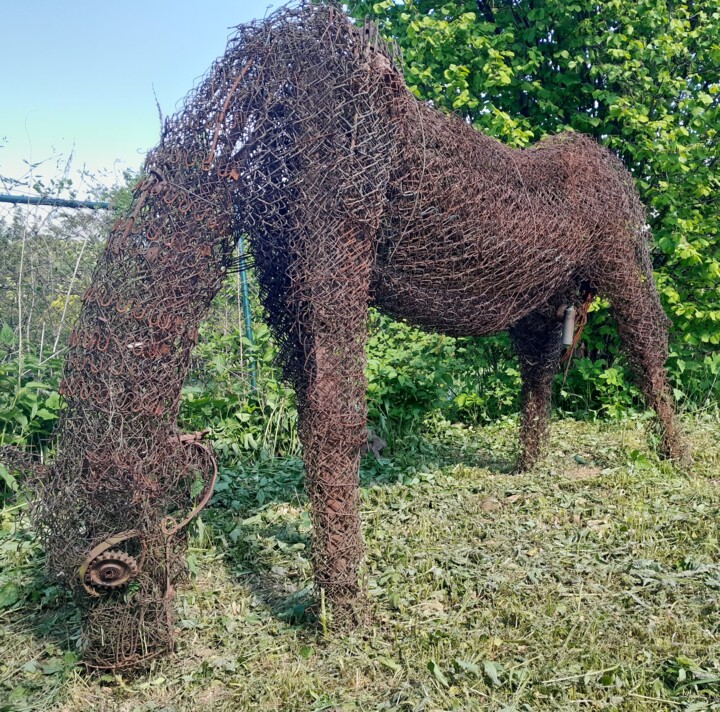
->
[[180, 322, 300, 463], [0, 352, 62, 503], [349, 0, 720, 409], [365, 311, 455, 437], [448, 336, 521, 424], [0, 354, 61, 449], [0, 463, 18, 501], [0, 196, 109, 357], [106, 168, 141, 217]]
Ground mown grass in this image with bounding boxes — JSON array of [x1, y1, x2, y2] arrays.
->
[[1, 413, 719, 711]]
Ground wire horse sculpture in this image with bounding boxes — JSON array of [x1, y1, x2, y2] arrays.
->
[[30, 2, 684, 668]]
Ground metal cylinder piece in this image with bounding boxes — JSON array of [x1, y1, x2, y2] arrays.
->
[[562, 305, 576, 347]]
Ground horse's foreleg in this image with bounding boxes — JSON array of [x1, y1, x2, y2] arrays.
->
[[295, 235, 372, 616], [509, 309, 564, 471]]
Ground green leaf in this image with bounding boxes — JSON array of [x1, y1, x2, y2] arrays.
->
[[40, 658, 64, 675], [190, 475, 205, 499], [22, 660, 38, 674], [454, 658, 480, 676], [0, 581, 20, 608], [62, 651, 79, 666], [35, 408, 58, 420], [427, 660, 450, 687], [8, 686, 28, 705], [377, 655, 401, 672], [0, 322, 14, 346], [0, 464, 18, 493], [484, 660, 502, 686]]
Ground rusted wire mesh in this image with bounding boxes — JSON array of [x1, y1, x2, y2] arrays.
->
[[29, 1, 682, 668]]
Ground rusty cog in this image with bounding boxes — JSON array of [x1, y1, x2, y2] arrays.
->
[[85, 549, 139, 589]]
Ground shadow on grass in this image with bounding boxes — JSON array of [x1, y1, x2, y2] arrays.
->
[[202, 428, 517, 619]]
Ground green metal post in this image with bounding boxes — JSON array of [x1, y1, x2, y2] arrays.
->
[[237, 234, 257, 390]]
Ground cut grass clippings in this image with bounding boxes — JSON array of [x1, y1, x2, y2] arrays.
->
[[1, 413, 719, 711]]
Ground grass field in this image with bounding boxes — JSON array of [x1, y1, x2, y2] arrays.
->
[[1, 414, 719, 711]]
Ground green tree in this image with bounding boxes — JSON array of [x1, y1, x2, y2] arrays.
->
[[349, 0, 720, 408]]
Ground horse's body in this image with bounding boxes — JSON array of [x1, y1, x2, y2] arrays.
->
[[363, 53, 643, 339], [372, 125, 634, 338], [37, 2, 683, 665]]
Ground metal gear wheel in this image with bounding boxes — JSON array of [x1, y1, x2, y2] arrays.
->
[[85, 549, 139, 589]]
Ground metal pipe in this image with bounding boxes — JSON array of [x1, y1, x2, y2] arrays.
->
[[562, 305, 576, 347], [0, 194, 110, 210]]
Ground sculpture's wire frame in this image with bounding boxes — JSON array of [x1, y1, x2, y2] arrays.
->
[[31, 1, 683, 668]]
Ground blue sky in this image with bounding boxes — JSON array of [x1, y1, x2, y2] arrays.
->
[[1, 0, 278, 195]]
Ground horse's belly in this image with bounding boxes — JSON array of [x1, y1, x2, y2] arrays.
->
[[370, 264, 561, 337]]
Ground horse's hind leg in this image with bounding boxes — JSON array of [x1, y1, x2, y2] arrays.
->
[[509, 308, 564, 471], [592, 242, 685, 461]]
